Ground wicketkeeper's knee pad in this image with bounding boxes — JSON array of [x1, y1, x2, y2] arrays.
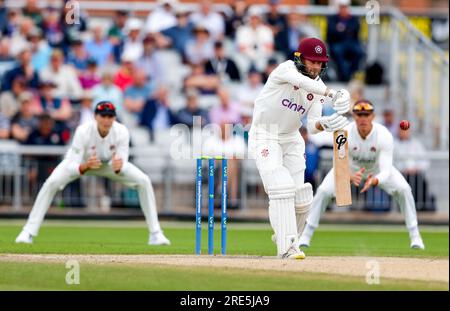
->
[[295, 183, 313, 214]]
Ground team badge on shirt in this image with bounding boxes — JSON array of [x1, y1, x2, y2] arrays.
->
[[110, 145, 116, 151], [370, 146, 377, 152], [307, 93, 314, 101], [261, 148, 269, 158]]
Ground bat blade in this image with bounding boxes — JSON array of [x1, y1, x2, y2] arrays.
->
[[333, 130, 352, 207]]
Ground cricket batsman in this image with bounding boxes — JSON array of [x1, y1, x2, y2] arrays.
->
[[248, 37, 351, 259], [15, 101, 171, 246], [299, 100, 425, 249]]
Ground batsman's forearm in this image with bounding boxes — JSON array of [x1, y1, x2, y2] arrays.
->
[[284, 70, 329, 96]]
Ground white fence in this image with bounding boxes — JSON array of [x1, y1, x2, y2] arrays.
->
[[0, 143, 448, 215]]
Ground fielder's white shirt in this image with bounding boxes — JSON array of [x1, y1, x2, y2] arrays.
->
[[65, 121, 130, 176], [250, 60, 328, 139], [347, 121, 394, 184]]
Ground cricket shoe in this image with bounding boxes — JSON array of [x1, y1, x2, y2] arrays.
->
[[148, 231, 171, 246], [15, 230, 33, 244], [281, 245, 306, 260], [410, 236, 425, 250]]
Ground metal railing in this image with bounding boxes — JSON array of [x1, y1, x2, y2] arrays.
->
[[0, 143, 448, 215]]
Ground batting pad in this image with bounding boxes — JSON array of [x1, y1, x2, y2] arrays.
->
[[295, 183, 313, 210], [268, 184, 297, 256], [295, 183, 313, 237]]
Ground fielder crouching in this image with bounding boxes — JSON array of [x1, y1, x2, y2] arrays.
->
[[299, 100, 425, 250], [16, 101, 171, 245]]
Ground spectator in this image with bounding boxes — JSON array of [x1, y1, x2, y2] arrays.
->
[[91, 70, 124, 114], [10, 91, 38, 143], [160, 8, 194, 58], [0, 0, 8, 35], [67, 38, 89, 71], [114, 52, 136, 91], [261, 57, 278, 83], [123, 69, 156, 118], [176, 88, 209, 128], [29, 27, 52, 72], [40, 49, 83, 101], [0, 112, 10, 139], [300, 127, 320, 190], [77, 90, 95, 125], [41, 6, 64, 49], [0, 76, 27, 118], [122, 18, 144, 62], [10, 17, 35, 57], [327, 0, 364, 82], [204, 41, 241, 83], [236, 6, 274, 72], [136, 35, 165, 86], [59, 1, 88, 53], [185, 25, 214, 65], [2, 9, 21, 37], [209, 87, 241, 125], [78, 58, 101, 90], [140, 86, 178, 139], [285, 12, 319, 57], [85, 25, 113, 68], [224, 0, 248, 39], [25, 113, 70, 192], [184, 63, 220, 95], [22, 0, 43, 28], [237, 67, 264, 113], [34, 80, 72, 123], [381, 109, 398, 137], [190, 0, 225, 41], [0, 38, 15, 82], [1, 47, 40, 91], [0, 37, 14, 63], [108, 10, 129, 64], [25, 113, 68, 146], [202, 122, 246, 208], [395, 128, 436, 211], [348, 79, 365, 109], [234, 104, 253, 143], [265, 0, 288, 54], [145, 0, 177, 34]]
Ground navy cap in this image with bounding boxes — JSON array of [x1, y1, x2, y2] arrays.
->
[[94, 101, 116, 116]]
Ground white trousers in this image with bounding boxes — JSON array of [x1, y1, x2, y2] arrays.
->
[[248, 134, 306, 189], [307, 167, 419, 230], [23, 159, 162, 236]]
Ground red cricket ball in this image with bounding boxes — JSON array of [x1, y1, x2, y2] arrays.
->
[[399, 120, 410, 130]]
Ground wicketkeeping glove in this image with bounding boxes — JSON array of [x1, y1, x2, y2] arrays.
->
[[318, 113, 349, 132]]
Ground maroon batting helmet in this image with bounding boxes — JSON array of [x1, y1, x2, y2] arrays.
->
[[294, 37, 329, 78]]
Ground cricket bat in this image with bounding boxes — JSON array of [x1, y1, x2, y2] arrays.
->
[[333, 130, 352, 207]]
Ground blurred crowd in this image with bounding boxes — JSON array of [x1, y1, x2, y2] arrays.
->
[[0, 0, 435, 211], [0, 0, 368, 147]]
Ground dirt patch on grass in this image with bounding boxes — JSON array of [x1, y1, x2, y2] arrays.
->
[[0, 254, 447, 283]]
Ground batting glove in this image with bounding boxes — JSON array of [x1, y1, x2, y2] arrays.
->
[[332, 89, 351, 115], [318, 113, 349, 132]]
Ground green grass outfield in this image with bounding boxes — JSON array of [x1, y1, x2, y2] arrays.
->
[[0, 220, 448, 290]]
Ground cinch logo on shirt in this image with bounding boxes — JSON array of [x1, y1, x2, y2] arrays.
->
[[281, 99, 306, 114]]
